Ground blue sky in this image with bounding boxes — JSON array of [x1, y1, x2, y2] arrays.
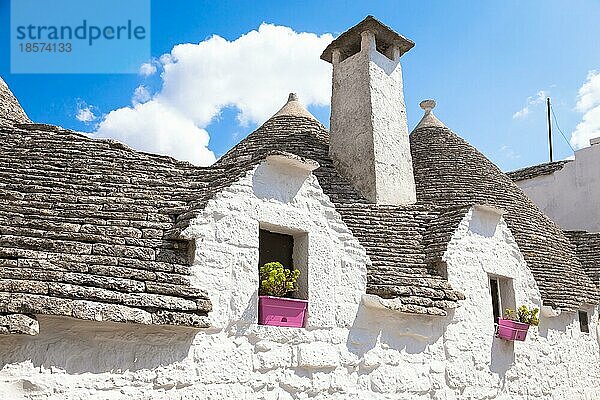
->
[[2, 0, 600, 170]]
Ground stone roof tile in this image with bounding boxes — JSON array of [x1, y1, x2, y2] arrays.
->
[[0, 122, 212, 332], [410, 125, 598, 310], [564, 230, 600, 291], [507, 160, 571, 182]]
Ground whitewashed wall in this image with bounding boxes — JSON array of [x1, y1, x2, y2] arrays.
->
[[442, 206, 600, 399], [515, 143, 600, 232], [0, 161, 599, 400]]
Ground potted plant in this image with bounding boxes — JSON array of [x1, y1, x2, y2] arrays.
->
[[258, 262, 307, 328], [496, 305, 540, 341]]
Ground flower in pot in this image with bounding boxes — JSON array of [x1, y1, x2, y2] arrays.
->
[[497, 305, 539, 341], [258, 262, 307, 328]]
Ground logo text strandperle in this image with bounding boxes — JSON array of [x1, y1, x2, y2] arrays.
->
[[15, 20, 147, 46]]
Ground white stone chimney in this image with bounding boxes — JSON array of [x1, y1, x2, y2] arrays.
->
[[321, 16, 416, 205]]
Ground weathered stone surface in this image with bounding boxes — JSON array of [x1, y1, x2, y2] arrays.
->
[[71, 300, 152, 324], [0, 313, 38, 335], [410, 125, 599, 310], [0, 107, 211, 330], [508, 160, 571, 182], [123, 293, 199, 311], [0, 76, 30, 124], [565, 231, 600, 289], [151, 310, 210, 328], [326, 20, 416, 205], [146, 281, 208, 299]]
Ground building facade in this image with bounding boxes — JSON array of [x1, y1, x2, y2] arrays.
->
[[509, 140, 600, 233], [0, 16, 599, 400]]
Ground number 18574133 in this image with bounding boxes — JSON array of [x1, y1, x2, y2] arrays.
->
[[19, 42, 72, 52]]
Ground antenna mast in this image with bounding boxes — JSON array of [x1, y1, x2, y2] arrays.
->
[[547, 97, 553, 162]]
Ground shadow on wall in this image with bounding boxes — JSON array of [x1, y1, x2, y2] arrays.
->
[[489, 337, 515, 379], [0, 316, 195, 374], [538, 312, 568, 339], [346, 303, 454, 358]]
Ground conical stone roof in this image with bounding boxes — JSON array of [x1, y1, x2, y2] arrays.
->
[[0, 77, 30, 125], [272, 93, 318, 120], [410, 113, 598, 310]]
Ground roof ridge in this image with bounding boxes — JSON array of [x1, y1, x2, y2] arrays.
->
[[7, 122, 201, 170]]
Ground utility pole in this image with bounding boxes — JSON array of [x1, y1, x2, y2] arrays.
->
[[547, 97, 553, 162]]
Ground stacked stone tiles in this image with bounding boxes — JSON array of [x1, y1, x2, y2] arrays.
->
[[0, 313, 38, 335], [0, 122, 213, 331], [564, 231, 600, 290], [507, 160, 571, 182], [0, 77, 30, 125], [410, 125, 598, 311], [2, 83, 597, 326], [213, 115, 465, 314], [336, 204, 465, 316], [422, 206, 472, 264]]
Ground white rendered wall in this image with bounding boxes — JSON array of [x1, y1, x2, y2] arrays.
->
[[0, 165, 599, 399], [442, 206, 600, 399], [515, 144, 600, 232]]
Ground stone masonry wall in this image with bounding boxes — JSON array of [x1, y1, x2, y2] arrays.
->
[[0, 163, 598, 399]]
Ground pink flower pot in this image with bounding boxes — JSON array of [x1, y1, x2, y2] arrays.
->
[[496, 318, 530, 341], [258, 295, 308, 328]]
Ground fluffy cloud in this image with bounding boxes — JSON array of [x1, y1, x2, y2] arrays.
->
[[75, 102, 97, 123], [512, 90, 547, 119], [132, 85, 151, 105], [570, 71, 600, 149], [96, 101, 215, 165], [93, 23, 334, 166], [139, 62, 157, 76]]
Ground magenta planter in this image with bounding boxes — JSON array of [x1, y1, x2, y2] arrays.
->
[[496, 318, 530, 341], [258, 295, 308, 328]]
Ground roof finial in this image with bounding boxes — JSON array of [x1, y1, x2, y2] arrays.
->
[[270, 92, 317, 120], [420, 99, 436, 113], [414, 99, 446, 131]]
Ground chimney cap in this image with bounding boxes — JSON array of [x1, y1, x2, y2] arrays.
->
[[320, 15, 414, 63]]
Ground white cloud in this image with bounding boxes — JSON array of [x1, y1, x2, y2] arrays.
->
[[94, 23, 333, 166], [75, 102, 97, 123], [96, 101, 215, 166], [570, 71, 600, 149], [575, 70, 600, 112], [132, 85, 151, 105], [571, 71, 600, 149], [513, 90, 547, 119], [512, 107, 530, 119], [139, 62, 157, 76]]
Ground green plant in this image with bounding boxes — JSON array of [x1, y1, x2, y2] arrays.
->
[[504, 305, 540, 326], [259, 262, 300, 297]]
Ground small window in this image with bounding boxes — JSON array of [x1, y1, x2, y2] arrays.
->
[[489, 275, 515, 325], [259, 229, 293, 269], [490, 278, 501, 323], [258, 227, 308, 300], [579, 311, 590, 333]]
